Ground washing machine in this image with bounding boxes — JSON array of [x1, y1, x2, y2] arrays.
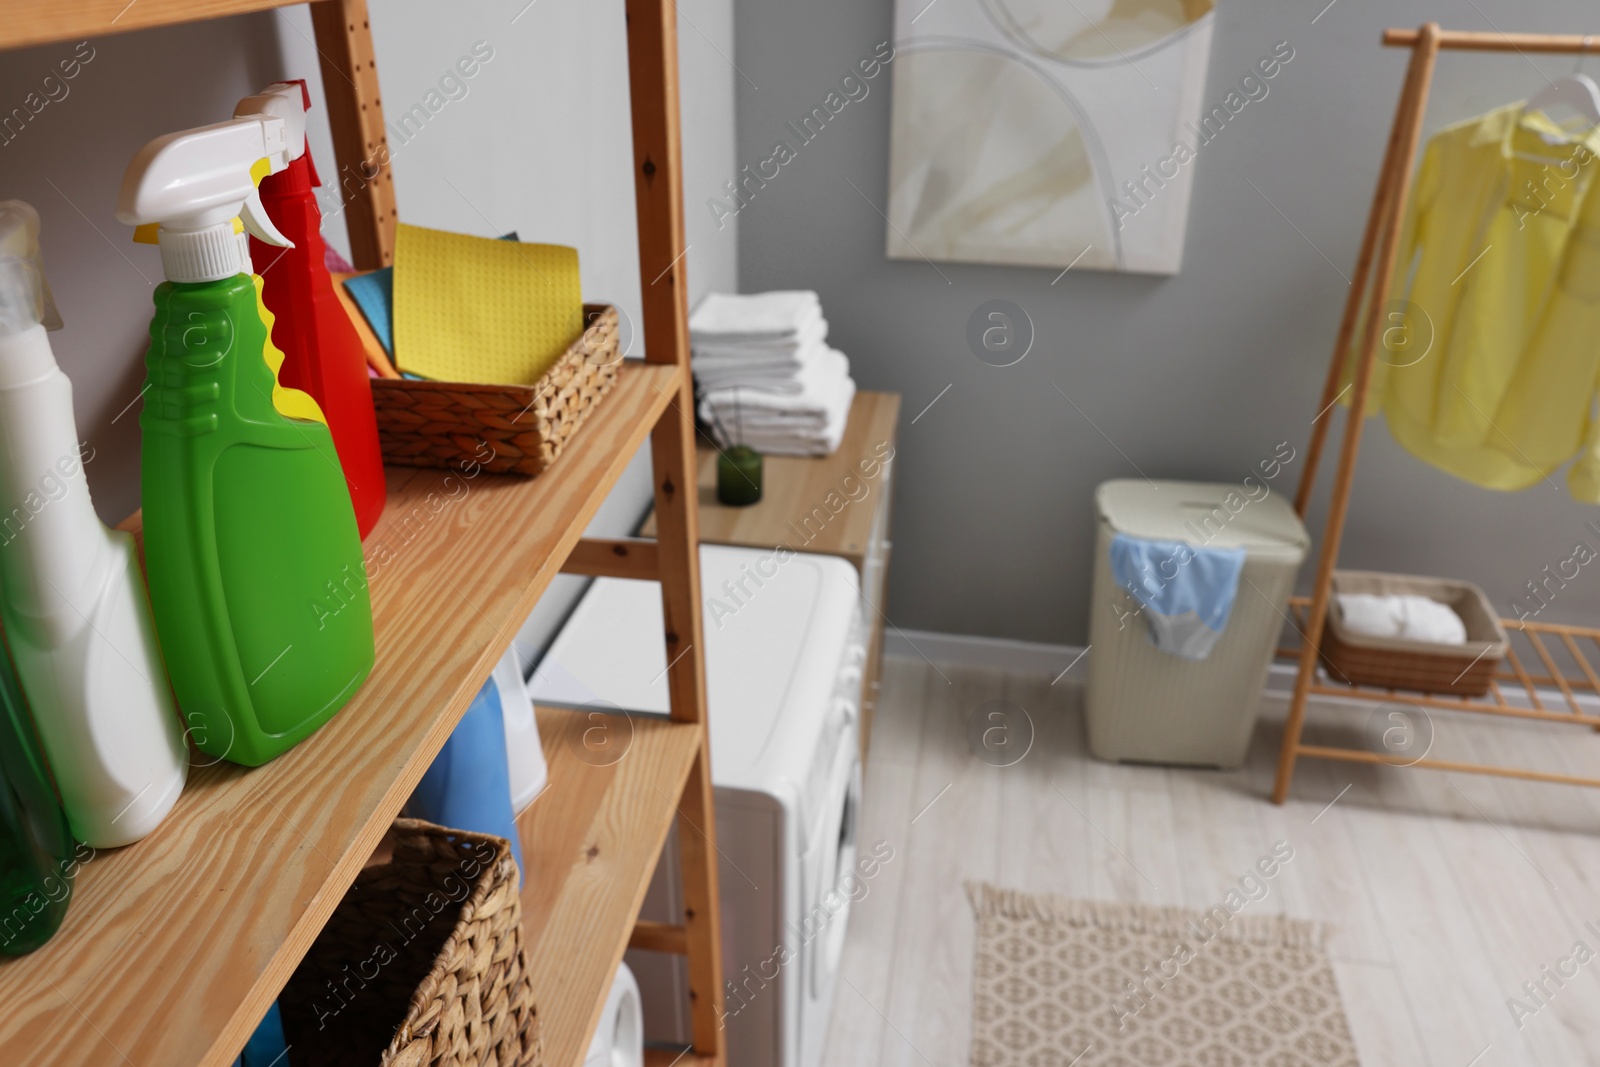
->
[[529, 544, 865, 1067]]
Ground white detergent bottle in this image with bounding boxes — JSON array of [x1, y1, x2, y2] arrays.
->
[[0, 201, 187, 847]]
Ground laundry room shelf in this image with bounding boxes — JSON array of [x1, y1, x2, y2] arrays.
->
[[519, 706, 704, 1067], [1, 0, 728, 1063], [0, 362, 679, 1067], [2, 0, 305, 50]]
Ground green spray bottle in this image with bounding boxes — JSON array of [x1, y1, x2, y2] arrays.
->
[[117, 115, 374, 767]]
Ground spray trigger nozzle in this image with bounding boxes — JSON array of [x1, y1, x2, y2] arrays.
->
[[0, 200, 63, 334], [118, 114, 299, 283], [241, 188, 291, 249]]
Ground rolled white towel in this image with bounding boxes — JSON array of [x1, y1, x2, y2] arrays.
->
[[1336, 593, 1403, 638], [1398, 596, 1468, 645], [1336, 593, 1467, 645]]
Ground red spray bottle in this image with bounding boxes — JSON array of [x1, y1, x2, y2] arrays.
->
[[239, 82, 385, 538]]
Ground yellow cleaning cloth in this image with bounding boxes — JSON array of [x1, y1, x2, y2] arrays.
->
[[392, 223, 582, 384]]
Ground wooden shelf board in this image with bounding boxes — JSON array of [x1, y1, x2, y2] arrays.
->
[[641, 391, 900, 570], [0, 361, 680, 1067], [0, 0, 305, 51], [520, 706, 704, 1067]]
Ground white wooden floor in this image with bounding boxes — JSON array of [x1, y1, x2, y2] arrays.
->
[[823, 654, 1600, 1067]]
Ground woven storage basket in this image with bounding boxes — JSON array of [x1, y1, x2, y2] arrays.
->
[[1320, 570, 1507, 697], [278, 819, 540, 1067], [372, 304, 621, 476]]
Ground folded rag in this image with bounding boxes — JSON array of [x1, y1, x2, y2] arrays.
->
[[341, 231, 520, 363], [342, 268, 395, 356], [690, 290, 822, 342], [1336, 593, 1467, 645], [1109, 535, 1247, 660]]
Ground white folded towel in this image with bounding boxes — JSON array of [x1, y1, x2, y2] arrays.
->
[[694, 317, 829, 359], [690, 290, 822, 342], [693, 340, 839, 396], [1336, 593, 1468, 645], [700, 353, 855, 457], [699, 347, 849, 406], [706, 390, 854, 455]]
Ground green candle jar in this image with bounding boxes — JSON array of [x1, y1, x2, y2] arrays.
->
[[717, 445, 763, 506]]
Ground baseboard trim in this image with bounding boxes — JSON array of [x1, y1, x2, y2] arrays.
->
[[883, 632, 1583, 714], [883, 632, 1351, 693], [883, 629, 1090, 680]]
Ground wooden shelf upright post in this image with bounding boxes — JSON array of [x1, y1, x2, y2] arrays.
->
[[625, 0, 727, 1061]]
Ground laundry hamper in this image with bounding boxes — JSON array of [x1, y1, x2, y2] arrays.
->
[[1085, 480, 1309, 768], [278, 819, 540, 1067]]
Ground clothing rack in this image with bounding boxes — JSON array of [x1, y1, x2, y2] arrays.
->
[[1275, 22, 1600, 803]]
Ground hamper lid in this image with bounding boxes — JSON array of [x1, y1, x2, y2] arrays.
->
[[1095, 479, 1310, 563]]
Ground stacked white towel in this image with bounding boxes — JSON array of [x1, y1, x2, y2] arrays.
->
[[690, 290, 856, 456]]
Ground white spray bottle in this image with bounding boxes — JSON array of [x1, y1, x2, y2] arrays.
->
[[0, 201, 188, 847]]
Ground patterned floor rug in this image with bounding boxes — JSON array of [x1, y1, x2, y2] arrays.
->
[[967, 883, 1360, 1066]]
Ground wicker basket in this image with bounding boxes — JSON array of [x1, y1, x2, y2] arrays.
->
[[278, 819, 540, 1067], [1320, 571, 1507, 697], [372, 304, 621, 476]]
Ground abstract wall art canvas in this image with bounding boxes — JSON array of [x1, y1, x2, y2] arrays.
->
[[886, 1, 1218, 275]]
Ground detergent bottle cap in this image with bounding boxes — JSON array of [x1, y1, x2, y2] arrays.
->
[[0, 201, 62, 337], [116, 114, 297, 284]]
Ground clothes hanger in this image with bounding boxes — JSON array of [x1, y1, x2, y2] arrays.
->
[[1524, 72, 1600, 126], [1514, 48, 1600, 164]]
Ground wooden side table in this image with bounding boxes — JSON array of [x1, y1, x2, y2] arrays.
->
[[644, 391, 900, 761]]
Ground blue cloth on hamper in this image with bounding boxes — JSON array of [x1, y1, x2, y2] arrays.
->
[[406, 676, 525, 882], [1109, 534, 1247, 660], [233, 1001, 287, 1067]]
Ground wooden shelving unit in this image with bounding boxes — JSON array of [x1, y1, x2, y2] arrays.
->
[[0, 3, 726, 1066]]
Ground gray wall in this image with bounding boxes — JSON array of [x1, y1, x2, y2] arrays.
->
[[0, 0, 738, 666], [731, 0, 1600, 644]]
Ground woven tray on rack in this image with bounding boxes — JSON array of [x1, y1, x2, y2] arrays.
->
[[1320, 570, 1507, 697], [278, 818, 540, 1067], [372, 304, 621, 477]]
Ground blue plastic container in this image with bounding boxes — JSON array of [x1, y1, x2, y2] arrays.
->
[[233, 1000, 287, 1067], [408, 676, 524, 881]]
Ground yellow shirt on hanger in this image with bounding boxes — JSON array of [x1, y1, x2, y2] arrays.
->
[[1345, 104, 1600, 498]]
